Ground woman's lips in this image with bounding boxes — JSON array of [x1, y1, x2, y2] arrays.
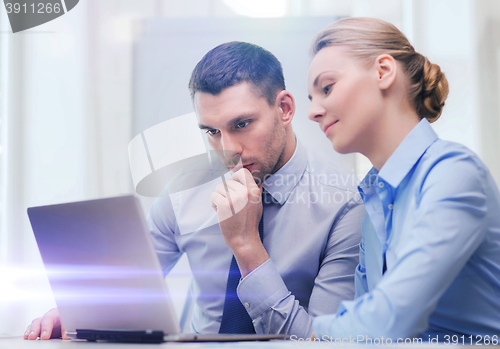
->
[[324, 120, 338, 135]]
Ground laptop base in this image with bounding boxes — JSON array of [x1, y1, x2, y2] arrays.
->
[[75, 329, 164, 343], [70, 329, 289, 343]]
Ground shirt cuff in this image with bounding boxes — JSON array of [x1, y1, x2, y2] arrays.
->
[[312, 313, 337, 339], [313, 300, 348, 338], [236, 259, 290, 319]]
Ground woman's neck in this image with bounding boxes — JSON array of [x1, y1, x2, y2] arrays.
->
[[363, 106, 421, 171]]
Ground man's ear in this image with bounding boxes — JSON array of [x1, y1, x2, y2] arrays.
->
[[375, 54, 397, 90], [276, 90, 295, 127]]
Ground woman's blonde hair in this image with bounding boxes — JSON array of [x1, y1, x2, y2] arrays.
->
[[311, 17, 449, 123]]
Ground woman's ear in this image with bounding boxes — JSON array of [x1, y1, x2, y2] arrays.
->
[[276, 90, 295, 126], [375, 54, 397, 90]]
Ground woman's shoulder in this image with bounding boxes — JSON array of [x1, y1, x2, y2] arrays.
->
[[420, 138, 488, 177], [411, 139, 490, 202]]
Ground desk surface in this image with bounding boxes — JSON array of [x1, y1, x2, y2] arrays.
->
[[2, 337, 499, 348], [0, 337, 293, 349]]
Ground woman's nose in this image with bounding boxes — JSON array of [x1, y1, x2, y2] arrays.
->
[[308, 100, 326, 122]]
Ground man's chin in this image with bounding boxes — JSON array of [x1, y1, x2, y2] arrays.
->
[[250, 170, 269, 186], [226, 165, 270, 186]]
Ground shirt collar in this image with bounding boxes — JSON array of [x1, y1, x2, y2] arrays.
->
[[359, 166, 379, 189], [263, 138, 307, 205], [360, 118, 438, 190]]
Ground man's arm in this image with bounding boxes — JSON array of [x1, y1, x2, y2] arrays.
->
[[210, 169, 268, 278], [354, 218, 369, 298], [148, 195, 184, 274], [237, 197, 364, 338]]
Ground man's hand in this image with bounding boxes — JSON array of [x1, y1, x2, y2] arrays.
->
[[211, 168, 269, 277], [24, 308, 69, 340]]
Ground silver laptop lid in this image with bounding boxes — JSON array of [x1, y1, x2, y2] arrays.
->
[[28, 195, 180, 335]]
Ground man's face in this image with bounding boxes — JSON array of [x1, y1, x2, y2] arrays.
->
[[196, 82, 286, 185]]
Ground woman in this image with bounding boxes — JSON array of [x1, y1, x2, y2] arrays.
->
[[307, 17, 500, 342]]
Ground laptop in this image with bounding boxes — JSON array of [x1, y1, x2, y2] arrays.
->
[[27, 195, 287, 343]]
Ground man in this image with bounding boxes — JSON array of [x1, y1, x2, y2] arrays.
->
[[24, 42, 364, 340]]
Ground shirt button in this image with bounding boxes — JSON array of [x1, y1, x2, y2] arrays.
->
[[244, 302, 250, 308], [378, 182, 384, 188], [388, 204, 394, 210]]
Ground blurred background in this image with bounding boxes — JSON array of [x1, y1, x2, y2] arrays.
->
[[1, 0, 499, 337]]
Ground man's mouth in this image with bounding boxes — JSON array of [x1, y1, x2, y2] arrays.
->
[[230, 163, 254, 173]]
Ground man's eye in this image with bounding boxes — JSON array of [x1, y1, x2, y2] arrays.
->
[[323, 84, 333, 94], [206, 129, 220, 136], [235, 121, 249, 129]]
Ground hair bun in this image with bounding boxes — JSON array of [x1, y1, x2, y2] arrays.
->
[[419, 58, 449, 123]]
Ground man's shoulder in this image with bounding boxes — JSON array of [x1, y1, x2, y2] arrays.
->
[[303, 147, 360, 195], [147, 194, 177, 226]]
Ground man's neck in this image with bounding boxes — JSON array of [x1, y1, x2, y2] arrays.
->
[[272, 126, 296, 174]]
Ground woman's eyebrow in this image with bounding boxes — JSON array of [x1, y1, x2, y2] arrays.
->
[[313, 71, 337, 87], [309, 71, 338, 100]]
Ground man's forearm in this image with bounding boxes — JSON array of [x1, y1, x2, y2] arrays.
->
[[232, 236, 270, 278], [237, 259, 315, 337]]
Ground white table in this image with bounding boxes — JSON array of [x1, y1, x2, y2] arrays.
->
[[0, 337, 293, 349], [3, 336, 498, 349]]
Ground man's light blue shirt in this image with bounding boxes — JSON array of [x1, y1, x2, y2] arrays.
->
[[148, 140, 364, 338], [313, 119, 500, 341]]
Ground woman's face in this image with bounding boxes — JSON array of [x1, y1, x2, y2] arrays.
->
[[307, 46, 383, 154]]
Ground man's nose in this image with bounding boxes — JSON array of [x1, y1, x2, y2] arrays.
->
[[221, 133, 242, 158], [308, 100, 326, 122]]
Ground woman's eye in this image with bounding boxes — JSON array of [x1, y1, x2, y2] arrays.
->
[[323, 84, 333, 94], [235, 121, 249, 129], [206, 129, 220, 136]]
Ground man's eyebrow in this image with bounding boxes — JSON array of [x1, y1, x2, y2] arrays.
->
[[227, 114, 255, 127], [198, 113, 256, 130], [198, 124, 213, 130]]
